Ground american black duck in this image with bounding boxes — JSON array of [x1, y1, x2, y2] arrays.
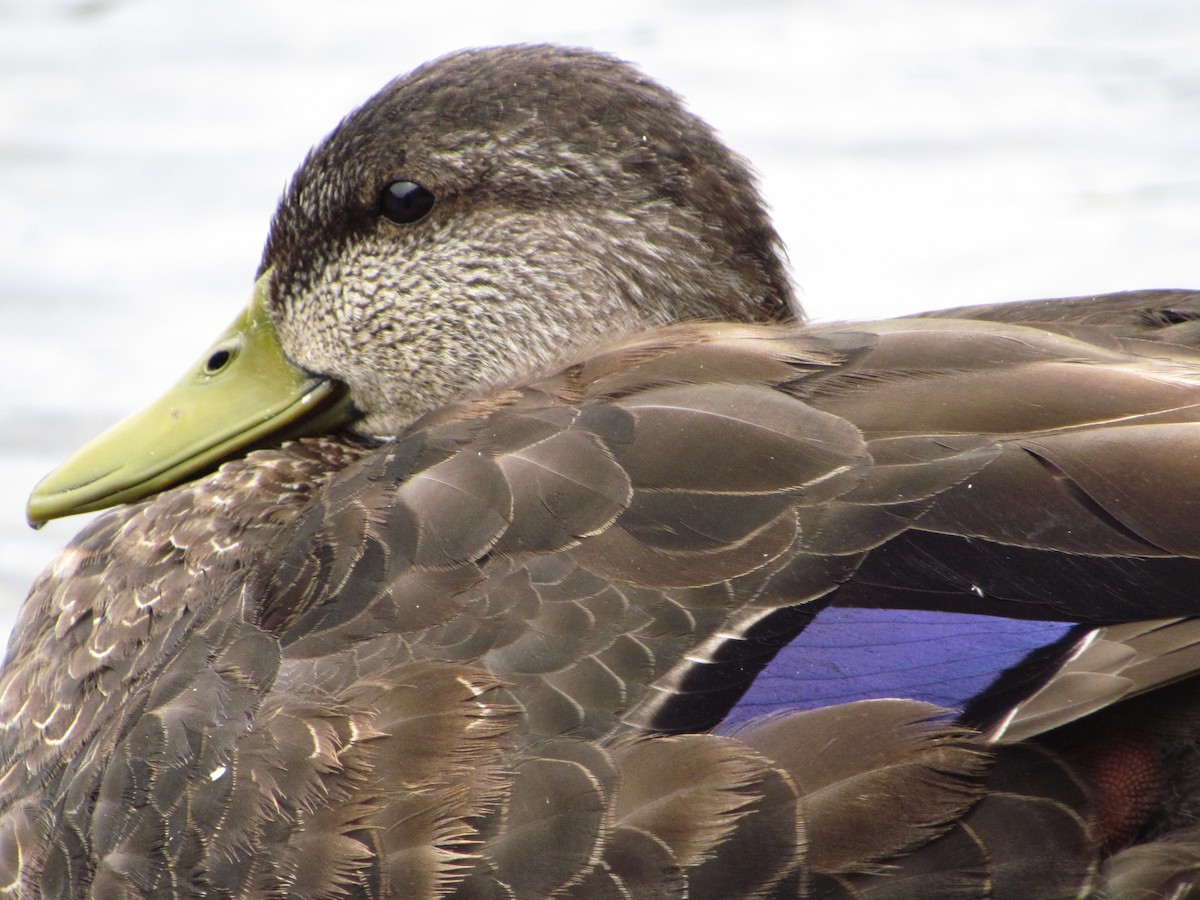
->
[[5, 44, 1200, 898]]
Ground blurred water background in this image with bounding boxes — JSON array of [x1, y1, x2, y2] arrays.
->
[[1, 0, 1197, 645]]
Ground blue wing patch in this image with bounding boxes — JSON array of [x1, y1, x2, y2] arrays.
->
[[723, 606, 1087, 728]]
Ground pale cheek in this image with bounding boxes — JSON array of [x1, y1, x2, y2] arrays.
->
[[276, 302, 345, 380], [271, 211, 665, 437]]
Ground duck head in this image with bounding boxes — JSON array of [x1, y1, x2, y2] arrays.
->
[[28, 45, 795, 524]]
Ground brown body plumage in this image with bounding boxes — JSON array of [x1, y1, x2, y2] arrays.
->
[[4, 45, 1200, 898]]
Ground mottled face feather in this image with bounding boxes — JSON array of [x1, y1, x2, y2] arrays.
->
[[259, 44, 795, 437]]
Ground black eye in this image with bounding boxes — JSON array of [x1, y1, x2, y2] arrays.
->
[[379, 181, 435, 224]]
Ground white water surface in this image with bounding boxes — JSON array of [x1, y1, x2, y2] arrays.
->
[[1, 0, 1198, 644]]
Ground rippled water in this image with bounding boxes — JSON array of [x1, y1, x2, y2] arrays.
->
[[1, 0, 1198, 644]]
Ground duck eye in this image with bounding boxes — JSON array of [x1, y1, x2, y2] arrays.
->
[[379, 180, 435, 225]]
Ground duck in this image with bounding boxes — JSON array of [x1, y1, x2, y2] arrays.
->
[[5, 43, 1200, 899]]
